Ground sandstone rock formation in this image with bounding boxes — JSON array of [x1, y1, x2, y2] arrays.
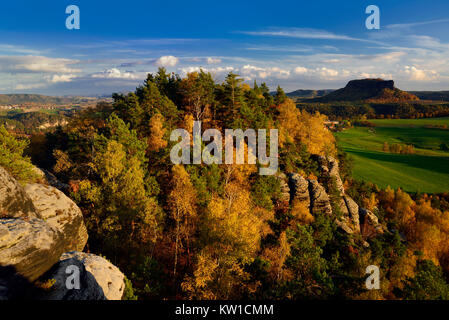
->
[[288, 173, 310, 207], [59, 252, 125, 300], [39, 257, 106, 300], [308, 179, 333, 215], [283, 156, 384, 240], [0, 166, 37, 219], [275, 172, 291, 205], [0, 218, 65, 281], [0, 166, 124, 300], [24, 184, 88, 252]]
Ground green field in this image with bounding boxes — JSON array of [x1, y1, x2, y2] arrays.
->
[[335, 117, 449, 193]]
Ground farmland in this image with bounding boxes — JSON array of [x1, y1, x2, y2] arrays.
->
[[335, 117, 449, 193]]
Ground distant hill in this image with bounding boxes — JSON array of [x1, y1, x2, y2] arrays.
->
[[311, 79, 419, 103], [0, 94, 102, 106], [409, 91, 449, 101], [286, 89, 335, 99]]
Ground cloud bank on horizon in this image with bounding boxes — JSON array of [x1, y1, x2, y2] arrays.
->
[[0, 0, 449, 95]]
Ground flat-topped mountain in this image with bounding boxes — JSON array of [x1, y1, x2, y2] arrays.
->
[[311, 79, 420, 103]]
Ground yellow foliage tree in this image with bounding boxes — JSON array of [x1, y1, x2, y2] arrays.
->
[[182, 181, 262, 299], [277, 99, 336, 156], [168, 165, 197, 278], [147, 113, 167, 152]]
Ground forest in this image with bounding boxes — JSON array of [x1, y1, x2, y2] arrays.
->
[[2, 68, 449, 300], [298, 102, 449, 121]]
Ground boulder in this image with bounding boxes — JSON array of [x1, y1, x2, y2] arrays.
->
[[0, 218, 65, 281], [59, 252, 124, 300], [24, 184, 88, 252], [0, 166, 37, 219], [38, 257, 106, 300]]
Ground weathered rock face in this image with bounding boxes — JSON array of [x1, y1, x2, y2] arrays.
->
[[24, 184, 88, 252], [319, 156, 345, 196], [308, 180, 332, 215], [60, 252, 125, 300], [275, 172, 291, 205], [318, 156, 361, 234], [0, 165, 123, 300], [288, 173, 310, 208], [285, 156, 384, 238], [0, 167, 37, 219], [0, 218, 65, 281], [39, 257, 106, 300]]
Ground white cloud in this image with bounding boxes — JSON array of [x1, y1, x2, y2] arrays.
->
[[240, 65, 290, 80], [0, 44, 42, 55], [91, 68, 138, 79], [0, 55, 81, 73], [206, 57, 221, 64], [359, 72, 393, 79], [155, 55, 179, 67], [48, 74, 76, 83], [294, 66, 309, 74], [386, 19, 449, 30], [401, 66, 438, 81], [240, 28, 381, 43], [14, 83, 46, 90], [179, 66, 235, 77]]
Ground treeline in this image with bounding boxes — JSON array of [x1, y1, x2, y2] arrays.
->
[[382, 142, 415, 154], [0, 111, 67, 135], [298, 102, 449, 121], [2, 68, 449, 300]]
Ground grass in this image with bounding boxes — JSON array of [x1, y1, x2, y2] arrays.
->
[[335, 117, 449, 193]]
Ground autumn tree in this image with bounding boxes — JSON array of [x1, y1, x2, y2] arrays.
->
[[147, 113, 168, 152], [179, 70, 215, 121], [0, 125, 38, 183], [168, 165, 197, 280]]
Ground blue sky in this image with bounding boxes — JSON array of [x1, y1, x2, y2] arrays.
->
[[1, 0, 449, 95]]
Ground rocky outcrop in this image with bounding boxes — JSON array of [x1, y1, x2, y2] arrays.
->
[[0, 167, 37, 219], [24, 184, 88, 252], [38, 256, 106, 300], [308, 180, 332, 215], [285, 156, 384, 239], [288, 173, 310, 207], [275, 172, 291, 205], [0, 165, 124, 300], [0, 218, 65, 281], [318, 156, 362, 234], [32, 252, 125, 300], [59, 252, 125, 300]]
